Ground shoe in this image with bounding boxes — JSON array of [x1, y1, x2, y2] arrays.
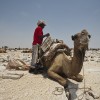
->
[[29, 67, 39, 74], [30, 65, 36, 69], [29, 67, 35, 73], [33, 68, 39, 74]]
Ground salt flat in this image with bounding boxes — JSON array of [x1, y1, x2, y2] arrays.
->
[[0, 71, 67, 100], [0, 50, 100, 100]]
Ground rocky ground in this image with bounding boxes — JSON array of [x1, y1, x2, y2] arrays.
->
[[0, 50, 100, 100]]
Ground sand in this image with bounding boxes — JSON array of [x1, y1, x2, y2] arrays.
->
[[0, 50, 100, 100]]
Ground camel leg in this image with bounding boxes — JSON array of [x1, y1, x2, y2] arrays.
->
[[76, 74, 83, 82], [70, 74, 83, 82], [47, 70, 68, 87]]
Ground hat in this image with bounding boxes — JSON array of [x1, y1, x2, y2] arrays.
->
[[37, 20, 46, 26]]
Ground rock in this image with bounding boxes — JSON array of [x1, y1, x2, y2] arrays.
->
[[84, 57, 89, 62], [96, 59, 100, 62], [0, 71, 24, 79], [90, 58, 94, 61], [0, 74, 22, 79], [0, 58, 5, 62], [0, 65, 6, 72]]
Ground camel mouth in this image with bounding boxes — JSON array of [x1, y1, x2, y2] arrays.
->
[[80, 41, 89, 45], [79, 43, 88, 51]]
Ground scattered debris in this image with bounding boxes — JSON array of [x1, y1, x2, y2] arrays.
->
[[0, 71, 24, 79], [7, 59, 29, 70]]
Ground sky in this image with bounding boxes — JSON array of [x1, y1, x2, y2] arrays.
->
[[0, 0, 100, 48]]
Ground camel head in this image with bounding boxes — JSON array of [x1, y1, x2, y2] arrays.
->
[[71, 29, 91, 51]]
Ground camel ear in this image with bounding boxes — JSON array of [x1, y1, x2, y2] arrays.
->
[[71, 35, 74, 40], [71, 35, 77, 40], [88, 35, 91, 38]]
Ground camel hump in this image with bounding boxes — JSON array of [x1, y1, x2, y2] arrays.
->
[[49, 43, 71, 56]]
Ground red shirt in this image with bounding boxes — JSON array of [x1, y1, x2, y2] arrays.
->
[[32, 26, 43, 45]]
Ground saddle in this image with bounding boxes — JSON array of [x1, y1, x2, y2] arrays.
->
[[40, 36, 71, 64]]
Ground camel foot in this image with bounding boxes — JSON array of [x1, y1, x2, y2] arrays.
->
[[61, 80, 68, 88], [70, 74, 83, 82], [47, 70, 69, 86], [58, 79, 68, 87]]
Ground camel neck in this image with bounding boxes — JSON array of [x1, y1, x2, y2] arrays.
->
[[71, 48, 85, 75]]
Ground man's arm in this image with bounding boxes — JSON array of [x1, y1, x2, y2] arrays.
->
[[39, 33, 50, 39]]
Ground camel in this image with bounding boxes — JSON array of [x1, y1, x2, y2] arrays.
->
[[41, 29, 91, 87], [0, 48, 6, 53]]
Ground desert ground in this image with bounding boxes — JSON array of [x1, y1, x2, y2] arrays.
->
[[0, 49, 100, 100]]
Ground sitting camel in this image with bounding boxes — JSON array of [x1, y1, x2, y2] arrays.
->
[[41, 29, 91, 87]]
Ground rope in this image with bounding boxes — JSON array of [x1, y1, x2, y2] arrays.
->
[[52, 86, 91, 96], [76, 64, 85, 100], [52, 87, 64, 95], [77, 51, 87, 100]]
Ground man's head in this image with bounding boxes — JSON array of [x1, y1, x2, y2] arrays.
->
[[37, 20, 46, 28]]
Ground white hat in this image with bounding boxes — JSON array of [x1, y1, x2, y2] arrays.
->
[[37, 20, 46, 26]]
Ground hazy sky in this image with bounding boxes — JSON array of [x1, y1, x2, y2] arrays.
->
[[0, 0, 100, 48]]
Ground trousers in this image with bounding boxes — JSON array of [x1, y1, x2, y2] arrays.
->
[[31, 45, 39, 66]]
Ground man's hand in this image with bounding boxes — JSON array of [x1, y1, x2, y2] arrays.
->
[[41, 33, 50, 39], [45, 33, 50, 37]]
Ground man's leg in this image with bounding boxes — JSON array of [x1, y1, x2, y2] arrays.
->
[[31, 45, 39, 66], [29, 45, 39, 74]]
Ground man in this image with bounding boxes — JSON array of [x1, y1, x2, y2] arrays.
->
[[29, 20, 50, 74]]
